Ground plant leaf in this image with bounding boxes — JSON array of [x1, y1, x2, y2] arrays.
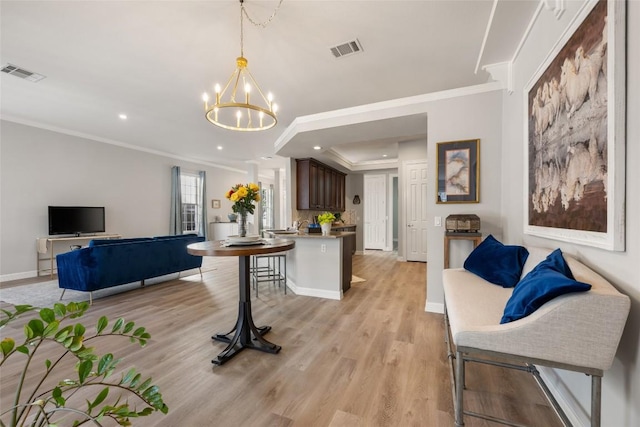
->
[[53, 302, 67, 316], [24, 324, 34, 340], [129, 373, 142, 388], [98, 353, 114, 375], [1, 337, 15, 356], [43, 319, 60, 337], [96, 316, 108, 334], [74, 323, 86, 337], [52, 386, 66, 406], [112, 318, 124, 333], [69, 336, 84, 352], [78, 359, 93, 384], [132, 327, 145, 337], [16, 345, 29, 355], [122, 321, 135, 334], [28, 319, 45, 336], [121, 368, 136, 385], [91, 387, 109, 409], [55, 325, 73, 342], [39, 307, 55, 323]]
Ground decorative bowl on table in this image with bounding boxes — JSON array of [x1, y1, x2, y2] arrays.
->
[[228, 213, 238, 222]]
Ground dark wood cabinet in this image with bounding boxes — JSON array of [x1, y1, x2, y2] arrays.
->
[[296, 158, 346, 211]]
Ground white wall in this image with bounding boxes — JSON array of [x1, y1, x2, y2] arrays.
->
[[0, 120, 248, 280], [500, 1, 639, 425], [425, 89, 504, 312]]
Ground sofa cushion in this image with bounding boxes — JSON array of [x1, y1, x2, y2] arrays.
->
[[89, 237, 152, 247], [463, 234, 529, 288], [501, 249, 591, 323], [153, 234, 199, 240]]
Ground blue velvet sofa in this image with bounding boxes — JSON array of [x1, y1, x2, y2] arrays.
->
[[56, 234, 205, 298]]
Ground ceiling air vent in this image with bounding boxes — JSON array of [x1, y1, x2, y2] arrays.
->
[[330, 39, 363, 59], [1, 64, 46, 82]]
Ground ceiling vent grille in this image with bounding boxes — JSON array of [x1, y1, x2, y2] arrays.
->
[[330, 39, 363, 59], [1, 64, 46, 82]]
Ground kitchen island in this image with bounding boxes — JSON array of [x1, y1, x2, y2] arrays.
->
[[268, 230, 355, 300]]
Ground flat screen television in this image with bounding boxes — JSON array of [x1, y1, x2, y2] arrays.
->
[[48, 206, 105, 236]]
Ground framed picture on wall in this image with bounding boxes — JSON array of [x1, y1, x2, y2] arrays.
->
[[524, 0, 626, 251], [436, 139, 480, 204], [211, 199, 221, 209]]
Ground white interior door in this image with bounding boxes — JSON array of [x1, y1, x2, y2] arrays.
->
[[406, 161, 428, 262], [364, 174, 387, 250]]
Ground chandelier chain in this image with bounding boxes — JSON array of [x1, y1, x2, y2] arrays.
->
[[242, 0, 284, 28]]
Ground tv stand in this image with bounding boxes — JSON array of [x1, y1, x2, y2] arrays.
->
[[37, 234, 121, 278]]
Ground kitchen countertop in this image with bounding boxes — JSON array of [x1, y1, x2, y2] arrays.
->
[[268, 230, 355, 239]]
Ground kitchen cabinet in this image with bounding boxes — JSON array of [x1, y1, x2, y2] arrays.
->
[[296, 158, 346, 211]]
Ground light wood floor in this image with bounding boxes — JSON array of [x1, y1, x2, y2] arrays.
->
[[1, 251, 562, 426]]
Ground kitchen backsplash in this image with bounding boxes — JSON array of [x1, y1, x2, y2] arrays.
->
[[294, 209, 357, 224]]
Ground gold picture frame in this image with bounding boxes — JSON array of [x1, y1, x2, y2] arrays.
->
[[436, 139, 480, 204]]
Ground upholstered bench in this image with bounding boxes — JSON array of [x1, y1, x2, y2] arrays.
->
[[443, 244, 630, 427]]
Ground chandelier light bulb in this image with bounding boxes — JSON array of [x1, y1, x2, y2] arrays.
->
[[214, 84, 221, 94], [268, 92, 273, 102], [202, 93, 209, 103], [272, 103, 278, 113]]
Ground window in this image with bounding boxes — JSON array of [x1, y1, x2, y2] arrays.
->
[[181, 173, 201, 234]]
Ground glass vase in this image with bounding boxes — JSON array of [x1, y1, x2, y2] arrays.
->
[[238, 212, 248, 237]]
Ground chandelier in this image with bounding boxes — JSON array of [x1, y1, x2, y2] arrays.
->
[[202, 0, 282, 132]]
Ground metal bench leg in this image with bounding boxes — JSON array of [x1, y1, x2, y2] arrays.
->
[[455, 350, 465, 427], [199, 267, 203, 281], [59, 289, 66, 301], [592, 375, 601, 427]]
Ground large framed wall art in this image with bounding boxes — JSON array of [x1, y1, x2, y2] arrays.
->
[[436, 139, 479, 204], [524, 0, 626, 251]]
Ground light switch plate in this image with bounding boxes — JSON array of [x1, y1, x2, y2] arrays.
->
[[435, 216, 442, 227]]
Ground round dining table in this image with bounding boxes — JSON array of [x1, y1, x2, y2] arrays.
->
[[187, 238, 295, 365]]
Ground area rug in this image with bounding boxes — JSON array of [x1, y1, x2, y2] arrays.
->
[[351, 275, 366, 283], [0, 273, 202, 308]]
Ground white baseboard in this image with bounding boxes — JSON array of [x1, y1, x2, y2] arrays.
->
[[1, 270, 38, 283], [425, 301, 445, 314], [286, 279, 342, 300], [537, 366, 590, 427]]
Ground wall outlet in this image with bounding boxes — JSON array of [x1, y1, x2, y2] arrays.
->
[[435, 216, 442, 227], [321, 244, 326, 253]]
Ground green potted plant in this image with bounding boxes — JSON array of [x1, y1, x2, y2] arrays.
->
[[0, 302, 168, 426], [317, 212, 336, 236]]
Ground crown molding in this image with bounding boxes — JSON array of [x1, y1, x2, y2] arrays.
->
[[0, 115, 247, 174]]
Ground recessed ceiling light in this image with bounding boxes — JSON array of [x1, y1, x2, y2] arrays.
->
[[261, 156, 272, 160], [382, 154, 388, 158], [217, 146, 223, 150], [118, 114, 127, 120], [313, 146, 322, 150]]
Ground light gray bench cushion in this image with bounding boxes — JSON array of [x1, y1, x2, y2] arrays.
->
[[443, 246, 630, 371]]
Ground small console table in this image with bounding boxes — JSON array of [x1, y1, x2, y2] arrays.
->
[[37, 234, 121, 278], [444, 232, 482, 269]]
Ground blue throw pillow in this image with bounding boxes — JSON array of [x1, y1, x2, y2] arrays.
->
[[463, 234, 529, 288], [500, 249, 591, 324]]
